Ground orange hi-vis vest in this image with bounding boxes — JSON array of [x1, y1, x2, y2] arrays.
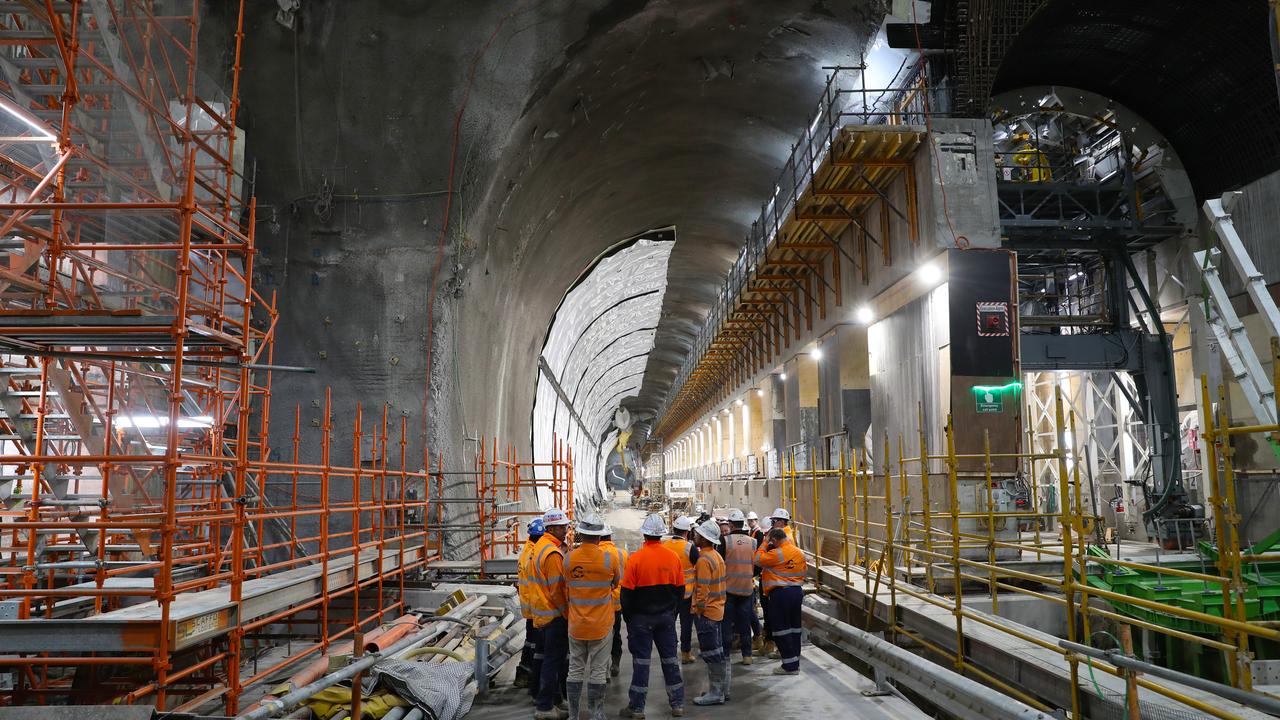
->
[[600, 539, 628, 612], [517, 538, 539, 620], [565, 542, 622, 641], [529, 534, 567, 628], [723, 533, 757, 597], [662, 536, 695, 599], [693, 548, 727, 621], [755, 536, 806, 595]]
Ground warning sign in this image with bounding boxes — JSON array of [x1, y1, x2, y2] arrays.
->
[[975, 391, 1003, 413]]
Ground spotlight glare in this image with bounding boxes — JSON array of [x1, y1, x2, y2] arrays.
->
[[917, 262, 942, 285], [855, 305, 874, 325]]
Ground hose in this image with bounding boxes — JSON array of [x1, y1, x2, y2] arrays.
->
[[402, 646, 466, 662]]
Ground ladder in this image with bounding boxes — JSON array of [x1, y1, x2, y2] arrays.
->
[[1196, 191, 1280, 425]]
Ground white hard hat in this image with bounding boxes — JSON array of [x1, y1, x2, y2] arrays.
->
[[695, 519, 722, 544], [576, 513, 610, 536], [767, 508, 791, 522], [746, 511, 759, 521], [727, 509, 746, 523], [641, 514, 668, 536], [672, 515, 693, 532], [542, 507, 572, 526]]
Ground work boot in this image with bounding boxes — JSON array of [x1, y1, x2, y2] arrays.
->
[[587, 683, 608, 720], [515, 666, 530, 689], [739, 655, 753, 666], [723, 661, 733, 702], [610, 661, 620, 678], [772, 666, 799, 676], [767, 644, 780, 660], [534, 708, 569, 720], [567, 681, 584, 720], [692, 663, 726, 706], [670, 705, 685, 717], [618, 707, 644, 719], [679, 651, 695, 665], [751, 635, 764, 654]]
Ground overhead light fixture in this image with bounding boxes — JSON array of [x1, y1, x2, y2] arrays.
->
[[722, 408, 730, 415], [756, 388, 764, 397], [917, 262, 942, 285], [780, 372, 787, 381], [855, 305, 874, 325], [735, 398, 744, 407], [811, 348, 823, 361], [0, 96, 56, 141]]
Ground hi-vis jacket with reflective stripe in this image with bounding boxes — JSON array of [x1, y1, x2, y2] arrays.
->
[[662, 536, 696, 599], [723, 532, 758, 597], [754, 536, 806, 595], [600, 539, 628, 612], [517, 538, 539, 620], [529, 534, 567, 628], [692, 548, 727, 621], [565, 542, 623, 641]]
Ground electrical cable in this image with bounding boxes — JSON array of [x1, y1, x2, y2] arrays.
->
[[909, 1, 966, 249], [420, 3, 530, 442]]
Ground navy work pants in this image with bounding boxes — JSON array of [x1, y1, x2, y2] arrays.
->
[[676, 597, 694, 653], [535, 616, 568, 711], [723, 593, 754, 657], [766, 586, 803, 671], [625, 612, 685, 711], [523, 619, 544, 697]]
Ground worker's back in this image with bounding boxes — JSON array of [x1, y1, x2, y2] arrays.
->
[[564, 542, 621, 641], [661, 536, 695, 599], [693, 548, 727, 621], [600, 539, 628, 612], [621, 539, 685, 616], [755, 537, 806, 594], [517, 538, 539, 620], [722, 533, 757, 596], [529, 534, 568, 626]]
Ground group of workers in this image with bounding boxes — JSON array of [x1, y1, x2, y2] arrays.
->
[[516, 505, 807, 719]]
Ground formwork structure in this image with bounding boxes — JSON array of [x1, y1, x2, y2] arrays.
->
[[0, 2, 570, 713]]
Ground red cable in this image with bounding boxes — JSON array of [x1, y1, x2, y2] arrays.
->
[[421, 5, 526, 441], [909, 1, 967, 249]]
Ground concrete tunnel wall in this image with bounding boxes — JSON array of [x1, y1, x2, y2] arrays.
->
[[219, 1, 883, 551]]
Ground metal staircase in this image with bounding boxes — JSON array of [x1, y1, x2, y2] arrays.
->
[[1196, 192, 1280, 425]]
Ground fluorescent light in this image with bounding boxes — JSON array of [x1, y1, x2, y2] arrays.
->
[[1067, 271, 1082, 281], [917, 262, 942, 285], [856, 305, 874, 324], [114, 414, 215, 430], [0, 97, 55, 141]]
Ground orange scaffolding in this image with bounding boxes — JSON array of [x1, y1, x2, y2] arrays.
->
[[0, 1, 569, 713]]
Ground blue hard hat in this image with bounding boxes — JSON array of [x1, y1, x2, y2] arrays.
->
[[527, 518, 545, 537]]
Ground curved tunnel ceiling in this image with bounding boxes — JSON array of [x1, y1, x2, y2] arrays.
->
[[991, 0, 1280, 198]]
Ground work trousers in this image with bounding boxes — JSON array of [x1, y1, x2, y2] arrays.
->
[[695, 614, 725, 668], [567, 630, 614, 685], [766, 585, 803, 672], [611, 610, 624, 668], [525, 620, 544, 699], [676, 597, 694, 653], [723, 593, 754, 657], [749, 588, 762, 637], [624, 612, 685, 711], [535, 616, 569, 711]]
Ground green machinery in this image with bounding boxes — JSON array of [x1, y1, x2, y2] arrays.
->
[[1080, 528, 1280, 680]]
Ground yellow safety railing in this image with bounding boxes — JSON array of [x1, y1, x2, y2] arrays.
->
[[780, 375, 1280, 720]]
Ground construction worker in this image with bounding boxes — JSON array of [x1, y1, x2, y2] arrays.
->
[[744, 511, 765, 648], [565, 514, 622, 720], [755, 527, 806, 675], [599, 530, 628, 679], [619, 513, 687, 718], [662, 515, 699, 664], [690, 519, 729, 706], [517, 517, 546, 692], [767, 507, 796, 546], [530, 507, 572, 719], [721, 509, 757, 665]]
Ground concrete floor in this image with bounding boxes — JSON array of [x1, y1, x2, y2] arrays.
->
[[475, 502, 926, 719]]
